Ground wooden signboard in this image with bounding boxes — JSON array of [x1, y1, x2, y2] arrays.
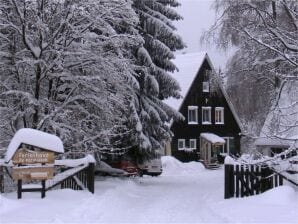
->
[[12, 149, 54, 165], [12, 166, 54, 181]]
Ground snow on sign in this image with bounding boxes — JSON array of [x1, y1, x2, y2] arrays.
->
[[5, 128, 64, 199], [5, 128, 64, 163]]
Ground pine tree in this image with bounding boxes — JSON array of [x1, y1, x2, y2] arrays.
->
[[128, 0, 185, 158]]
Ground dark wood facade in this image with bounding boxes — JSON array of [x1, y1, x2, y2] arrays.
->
[[170, 58, 242, 162]]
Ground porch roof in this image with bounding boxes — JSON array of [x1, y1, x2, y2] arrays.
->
[[200, 133, 225, 144]]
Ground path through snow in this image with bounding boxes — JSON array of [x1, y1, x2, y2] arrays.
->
[[0, 156, 297, 223]]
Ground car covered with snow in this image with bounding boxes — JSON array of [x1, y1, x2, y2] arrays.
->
[[95, 160, 128, 176], [98, 152, 139, 177], [138, 158, 162, 176]]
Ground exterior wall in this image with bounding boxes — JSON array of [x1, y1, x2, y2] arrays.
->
[[161, 142, 172, 156], [170, 59, 242, 162]]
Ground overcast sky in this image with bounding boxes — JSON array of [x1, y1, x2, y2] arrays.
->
[[174, 0, 230, 70]]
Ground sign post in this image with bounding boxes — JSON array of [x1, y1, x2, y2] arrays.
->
[[12, 149, 55, 199]]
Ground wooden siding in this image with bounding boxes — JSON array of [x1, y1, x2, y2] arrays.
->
[[171, 59, 241, 162]]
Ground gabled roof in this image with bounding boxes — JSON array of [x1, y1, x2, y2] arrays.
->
[[164, 52, 207, 111], [164, 52, 243, 132]]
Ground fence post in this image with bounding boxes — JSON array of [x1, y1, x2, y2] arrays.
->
[[0, 166, 3, 193], [17, 179, 22, 199], [87, 162, 95, 194], [224, 164, 234, 199], [261, 165, 272, 193]]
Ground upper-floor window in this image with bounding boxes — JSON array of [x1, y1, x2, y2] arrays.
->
[[178, 139, 185, 150], [189, 139, 197, 149], [203, 82, 210, 92], [202, 107, 211, 124], [188, 106, 198, 124], [215, 107, 224, 124]]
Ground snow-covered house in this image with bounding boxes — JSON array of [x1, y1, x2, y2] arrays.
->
[[164, 52, 243, 166], [255, 81, 298, 156]]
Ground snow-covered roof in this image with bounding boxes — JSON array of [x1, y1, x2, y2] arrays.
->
[[200, 133, 226, 144], [256, 81, 298, 148], [255, 137, 292, 147], [164, 52, 243, 132], [5, 128, 64, 162], [164, 52, 207, 111]]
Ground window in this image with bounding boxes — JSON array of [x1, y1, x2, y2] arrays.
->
[[178, 139, 185, 150], [188, 106, 198, 124], [215, 107, 224, 124], [189, 139, 197, 149], [203, 82, 210, 92], [202, 107, 211, 124]]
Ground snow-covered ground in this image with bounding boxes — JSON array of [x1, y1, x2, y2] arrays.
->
[[0, 156, 297, 223]]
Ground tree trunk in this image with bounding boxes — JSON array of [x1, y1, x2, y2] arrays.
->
[[33, 65, 41, 128]]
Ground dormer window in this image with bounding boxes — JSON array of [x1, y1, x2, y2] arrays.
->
[[188, 106, 198, 124], [203, 82, 210, 92]]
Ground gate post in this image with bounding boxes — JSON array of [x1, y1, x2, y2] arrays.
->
[[87, 162, 95, 194], [0, 166, 3, 193], [225, 164, 234, 199], [17, 179, 22, 199]]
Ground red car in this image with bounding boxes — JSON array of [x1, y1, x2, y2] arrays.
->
[[109, 160, 139, 176]]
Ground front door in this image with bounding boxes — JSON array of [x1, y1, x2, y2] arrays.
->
[[203, 141, 211, 163]]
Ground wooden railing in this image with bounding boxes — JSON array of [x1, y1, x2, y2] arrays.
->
[[0, 156, 95, 195], [224, 164, 284, 199], [47, 163, 94, 193]]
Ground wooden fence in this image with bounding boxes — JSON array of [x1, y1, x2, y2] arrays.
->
[[224, 164, 284, 199], [0, 159, 95, 195], [47, 163, 95, 193]]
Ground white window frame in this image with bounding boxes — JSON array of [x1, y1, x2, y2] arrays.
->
[[188, 106, 198, 124], [202, 107, 211, 124], [178, 139, 185, 150], [203, 82, 210, 93], [215, 107, 224, 124], [189, 139, 197, 149]]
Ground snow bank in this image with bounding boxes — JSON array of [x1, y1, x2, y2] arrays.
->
[[161, 156, 205, 175], [5, 128, 64, 162], [214, 185, 298, 223], [255, 186, 297, 205]]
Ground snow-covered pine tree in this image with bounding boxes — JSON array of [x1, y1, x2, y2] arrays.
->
[[0, 0, 142, 154], [128, 0, 185, 159]]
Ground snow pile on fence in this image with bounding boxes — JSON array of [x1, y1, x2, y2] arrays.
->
[[55, 155, 95, 167], [161, 156, 205, 175], [5, 128, 64, 162]]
